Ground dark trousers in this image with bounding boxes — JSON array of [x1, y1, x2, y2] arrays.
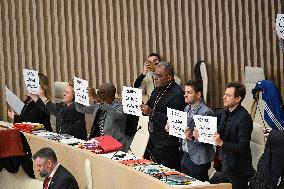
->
[[146, 142, 181, 171], [228, 175, 249, 189], [181, 152, 211, 181]]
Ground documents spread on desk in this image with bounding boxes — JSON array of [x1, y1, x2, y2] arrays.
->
[[20, 125, 211, 187], [122, 86, 142, 116], [167, 108, 187, 139], [193, 115, 217, 145], [5, 86, 24, 115], [23, 69, 40, 94]]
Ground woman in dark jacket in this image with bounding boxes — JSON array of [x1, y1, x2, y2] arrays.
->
[[38, 80, 87, 140], [8, 73, 52, 132]]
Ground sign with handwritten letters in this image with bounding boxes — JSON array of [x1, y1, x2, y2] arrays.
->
[[74, 76, 90, 106], [23, 69, 40, 94], [276, 14, 284, 39], [167, 108, 187, 139], [122, 86, 142, 116], [193, 115, 217, 145]]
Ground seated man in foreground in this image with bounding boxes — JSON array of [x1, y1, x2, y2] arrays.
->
[[33, 147, 79, 189]]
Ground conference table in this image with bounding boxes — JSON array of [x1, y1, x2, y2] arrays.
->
[[28, 134, 233, 188], [1, 121, 231, 189]]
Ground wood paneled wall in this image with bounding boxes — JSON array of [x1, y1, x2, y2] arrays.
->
[[0, 0, 283, 120]]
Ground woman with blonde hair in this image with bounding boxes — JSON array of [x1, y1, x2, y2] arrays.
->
[[38, 80, 87, 140]]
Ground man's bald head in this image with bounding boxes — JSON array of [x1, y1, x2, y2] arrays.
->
[[97, 83, 116, 100]]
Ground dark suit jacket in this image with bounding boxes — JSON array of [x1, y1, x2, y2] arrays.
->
[[45, 102, 87, 140], [146, 81, 187, 148], [218, 105, 254, 177], [14, 98, 52, 132], [45, 165, 79, 189]]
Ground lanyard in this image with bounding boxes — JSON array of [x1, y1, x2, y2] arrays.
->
[[152, 82, 172, 111]]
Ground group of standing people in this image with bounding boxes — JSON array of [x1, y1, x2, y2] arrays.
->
[[8, 52, 254, 189], [138, 53, 254, 189]]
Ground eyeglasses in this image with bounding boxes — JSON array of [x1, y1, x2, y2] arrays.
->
[[153, 73, 168, 79]]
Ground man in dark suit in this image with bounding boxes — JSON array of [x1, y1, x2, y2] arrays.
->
[[141, 61, 186, 170], [213, 82, 254, 189], [33, 147, 79, 189]]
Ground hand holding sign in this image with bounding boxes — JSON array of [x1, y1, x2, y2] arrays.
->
[[5, 86, 25, 115], [193, 115, 217, 145], [23, 69, 40, 94], [122, 86, 142, 116], [167, 108, 187, 139], [74, 76, 90, 106]]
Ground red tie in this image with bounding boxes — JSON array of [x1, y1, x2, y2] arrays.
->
[[43, 177, 51, 189]]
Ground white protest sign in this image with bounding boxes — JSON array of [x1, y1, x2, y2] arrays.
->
[[122, 86, 142, 116], [193, 115, 217, 145], [5, 86, 25, 115], [74, 76, 89, 106], [276, 14, 284, 39], [167, 108, 187, 139], [23, 69, 40, 94]]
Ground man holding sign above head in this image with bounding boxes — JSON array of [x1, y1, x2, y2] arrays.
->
[[75, 82, 130, 151], [175, 80, 215, 181], [213, 82, 254, 189], [141, 61, 186, 171]]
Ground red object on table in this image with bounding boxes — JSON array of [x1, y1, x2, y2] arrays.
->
[[95, 135, 123, 153], [0, 129, 25, 158], [12, 123, 33, 133]]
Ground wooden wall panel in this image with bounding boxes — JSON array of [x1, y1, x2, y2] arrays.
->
[[0, 0, 283, 120]]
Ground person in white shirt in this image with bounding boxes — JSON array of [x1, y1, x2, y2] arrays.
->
[[134, 53, 181, 97]]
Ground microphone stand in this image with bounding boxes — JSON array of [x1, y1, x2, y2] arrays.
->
[[127, 125, 144, 165]]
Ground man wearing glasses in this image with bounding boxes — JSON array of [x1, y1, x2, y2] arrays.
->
[[134, 53, 181, 97], [141, 61, 186, 171]]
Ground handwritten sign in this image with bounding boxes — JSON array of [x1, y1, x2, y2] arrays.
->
[[5, 86, 25, 115], [193, 115, 217, 145], [167, 108, 187, 139], [122, 86, 142, 116], [74, 76, 89, 106], [23, 69, 40, 94], [276, 14, 284, 39]]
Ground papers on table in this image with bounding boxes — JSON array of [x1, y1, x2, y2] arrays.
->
[[122, 86, 142, 116], [167, 108, 187, 139], [5, 86, 24, 115], [23, 69, 40, 94], [276, 14, 284, 39], [193, 115, 217, 145], [74, 76, 90, 106]]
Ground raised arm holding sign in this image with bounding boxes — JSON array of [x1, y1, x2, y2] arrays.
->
[[23, 69, 40, 94], [74, 76, 90, 106]]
